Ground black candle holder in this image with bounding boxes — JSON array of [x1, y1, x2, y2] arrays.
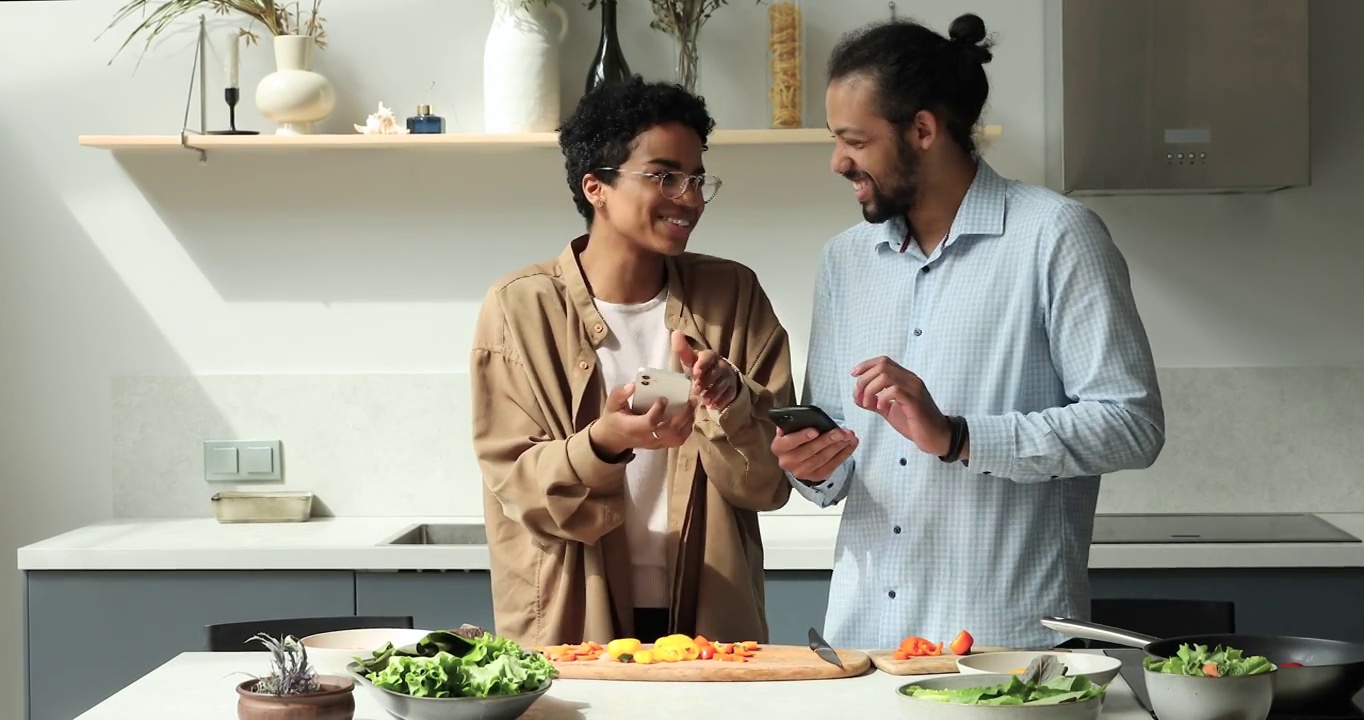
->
[[206, 88, 259, 136]]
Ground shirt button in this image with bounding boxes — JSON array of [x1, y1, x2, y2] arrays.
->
[[1050, 475, 1059, 479], [593, 323, 604, 334], [922, 266, 931, 273], [893, 525, 902, 534], [913, 328, 923, 337], [898, 458, 906, 466], [888, 590, 897, 599], [983, 471, 992, 475], [578, 361, 589, 370]]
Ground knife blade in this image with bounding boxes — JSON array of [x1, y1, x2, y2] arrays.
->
[[807, 627, 844, 669]]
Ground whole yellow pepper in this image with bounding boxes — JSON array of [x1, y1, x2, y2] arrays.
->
[[606, 638, 642, 662]]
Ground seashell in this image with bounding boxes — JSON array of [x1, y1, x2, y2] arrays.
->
[[354, 102, 409, 135]]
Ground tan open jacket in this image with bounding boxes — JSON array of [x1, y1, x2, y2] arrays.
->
[[470, 235, 795, 647]]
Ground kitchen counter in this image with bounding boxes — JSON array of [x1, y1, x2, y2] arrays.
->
[[73, 650, 1154, 720], [18, 513, 1364, 571]]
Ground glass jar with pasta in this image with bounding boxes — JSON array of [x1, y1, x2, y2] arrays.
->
[[766, 0, 803, 129]]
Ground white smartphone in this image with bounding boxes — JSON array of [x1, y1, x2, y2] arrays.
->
[[630, 367, 692, 418]]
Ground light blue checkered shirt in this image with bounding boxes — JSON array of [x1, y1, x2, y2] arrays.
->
[[791, 160, 1165, 651]]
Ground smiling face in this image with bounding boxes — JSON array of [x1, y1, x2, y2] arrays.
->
[[583, 122, 706, 256], [826, 75, 923, 224]]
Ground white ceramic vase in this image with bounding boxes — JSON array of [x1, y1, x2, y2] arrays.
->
[[255, 35, 336, 136], [483, 0, 569, 133]]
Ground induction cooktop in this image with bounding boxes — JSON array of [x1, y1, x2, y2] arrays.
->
[[1091, 513, 1361, 545], [1105, 649, 1364, 719]]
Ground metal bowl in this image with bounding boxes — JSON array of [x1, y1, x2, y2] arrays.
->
[[896, 673, 1104, 720], [346, 661, 550, 720]]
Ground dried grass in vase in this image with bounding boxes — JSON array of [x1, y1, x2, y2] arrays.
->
[[102, 0, 328, 65]]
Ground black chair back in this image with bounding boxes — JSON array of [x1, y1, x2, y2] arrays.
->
[[206, 615, 415, 652]]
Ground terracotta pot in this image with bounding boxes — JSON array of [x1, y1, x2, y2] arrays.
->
[[236, 675, 356, 720]]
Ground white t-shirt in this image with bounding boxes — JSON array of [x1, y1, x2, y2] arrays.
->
[[592, 288, 672, 609]]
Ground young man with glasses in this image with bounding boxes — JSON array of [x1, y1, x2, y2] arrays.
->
[[471, 76, 796, 648]]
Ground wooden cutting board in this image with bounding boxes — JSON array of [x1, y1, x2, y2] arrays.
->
[[867, 646, 1067, 675], [548, 644, 871, 681]]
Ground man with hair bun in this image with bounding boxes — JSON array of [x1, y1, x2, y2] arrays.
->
[[773, 14, 1165, 651]]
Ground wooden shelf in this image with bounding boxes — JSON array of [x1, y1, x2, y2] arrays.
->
[[78, 126, 1003, 151]]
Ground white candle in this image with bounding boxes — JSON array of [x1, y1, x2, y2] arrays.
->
[[226, 32, 239, 89]]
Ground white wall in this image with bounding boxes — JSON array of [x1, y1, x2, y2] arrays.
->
[[4, 0, 1364, 716]]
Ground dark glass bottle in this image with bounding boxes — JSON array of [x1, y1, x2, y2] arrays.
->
[[585, 0, 632, 95]]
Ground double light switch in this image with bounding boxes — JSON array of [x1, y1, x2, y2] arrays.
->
[[204, 440, 282, 482]]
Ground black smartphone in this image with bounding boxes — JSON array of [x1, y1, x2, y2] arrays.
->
[[768, 405, 840, 435]]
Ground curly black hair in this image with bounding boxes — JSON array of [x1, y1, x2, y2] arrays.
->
[[828, 13, 994, 156], [558, 75, 716, 226]]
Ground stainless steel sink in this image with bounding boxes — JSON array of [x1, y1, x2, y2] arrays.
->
[[382, 523, 487, 546]]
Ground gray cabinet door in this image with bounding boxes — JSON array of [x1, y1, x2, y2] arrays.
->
[[764, 571, 832, 646], [355, 571, 496, 634], [25, 570, 354, 720]]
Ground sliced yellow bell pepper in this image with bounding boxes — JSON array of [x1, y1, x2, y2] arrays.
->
[[653, 634, 699, 661], [606, 638, 641, 662], [633, 649, 656, 664]]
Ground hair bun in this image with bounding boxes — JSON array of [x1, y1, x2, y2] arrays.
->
[[947, 13, 993, 64]]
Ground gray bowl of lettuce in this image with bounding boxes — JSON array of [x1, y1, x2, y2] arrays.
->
[[897, 672, 1106, 719], [1142, 643, 1277, 720], [346, 627, 556, 720]]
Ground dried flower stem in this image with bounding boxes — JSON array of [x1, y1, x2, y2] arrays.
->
[[102, 0, 328, 66]]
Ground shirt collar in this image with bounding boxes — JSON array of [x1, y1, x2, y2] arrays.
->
[[557, 234, 695, 349], [868, 158, 1008, 253]]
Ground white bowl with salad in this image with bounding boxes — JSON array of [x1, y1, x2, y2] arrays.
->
[[957, 651, 1122, 686], [1142, 643, 1277, 720], [898, 655, 1107, 718], [345, 625, 557, 720]]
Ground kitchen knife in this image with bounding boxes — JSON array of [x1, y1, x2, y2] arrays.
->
[[807, 627, 844, 669]]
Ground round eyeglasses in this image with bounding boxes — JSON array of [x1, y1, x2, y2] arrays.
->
[[596, 167, 723, 204]]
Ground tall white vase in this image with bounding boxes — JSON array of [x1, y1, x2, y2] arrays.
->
[[255, 35, 336, 136], [483, 0, 569, 133]]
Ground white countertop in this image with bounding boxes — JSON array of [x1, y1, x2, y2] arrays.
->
[[73, 650, 1154, 720], [18, 513, 1364, 572]]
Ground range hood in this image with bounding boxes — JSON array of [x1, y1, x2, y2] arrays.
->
[[1043, 0, 1310, 196]]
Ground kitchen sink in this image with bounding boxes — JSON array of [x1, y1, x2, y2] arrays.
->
[[382, 523, 488, 546]]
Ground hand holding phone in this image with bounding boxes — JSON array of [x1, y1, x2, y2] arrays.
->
[[768, 405, 840, 435], [589, 376, 697, 461], [630, 367, 693, 419], [767, 405, 858, 483]]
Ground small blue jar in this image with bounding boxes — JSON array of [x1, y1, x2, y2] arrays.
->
[[406, 104, 445, 134]]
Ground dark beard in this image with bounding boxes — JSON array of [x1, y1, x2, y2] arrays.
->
[[850, 136, 919, 224]]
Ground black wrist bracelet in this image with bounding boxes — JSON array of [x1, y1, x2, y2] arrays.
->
[[938, 416, 964, 463]]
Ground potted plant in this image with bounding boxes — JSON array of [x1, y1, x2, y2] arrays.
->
[[103, 1, 334, 134], [235, 633, 355, 720]]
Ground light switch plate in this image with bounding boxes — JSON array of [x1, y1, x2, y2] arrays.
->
[[204, 440, 282, 482]]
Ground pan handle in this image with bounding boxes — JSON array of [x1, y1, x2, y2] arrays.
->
[[1041, 616, 1162, 648]]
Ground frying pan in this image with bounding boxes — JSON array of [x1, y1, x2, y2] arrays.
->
[[1042, 616, 1364, 711]]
